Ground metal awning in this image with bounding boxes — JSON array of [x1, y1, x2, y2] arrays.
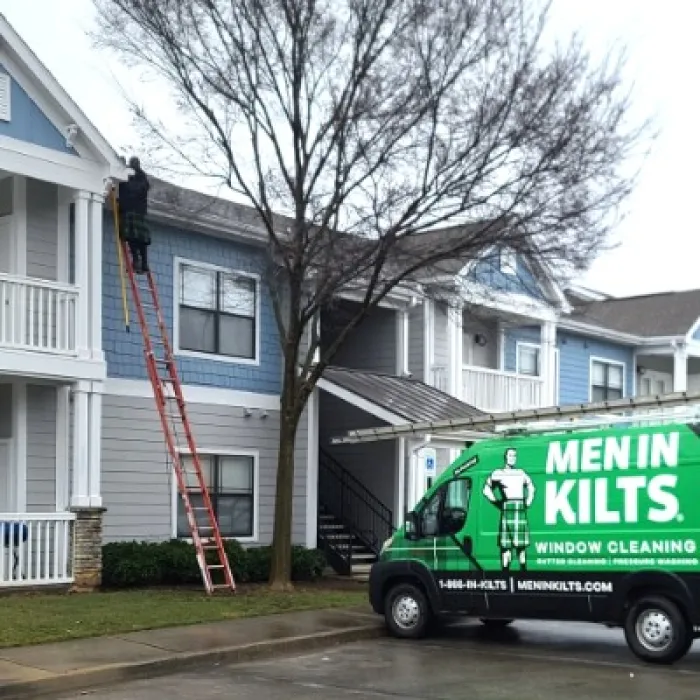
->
[[318, 366, 486, 443], [330, 389, 700, 444]]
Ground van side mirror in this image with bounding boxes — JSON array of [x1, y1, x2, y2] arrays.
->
[[404, 511, 420, 540]]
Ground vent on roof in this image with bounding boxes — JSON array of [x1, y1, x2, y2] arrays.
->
[[0, 73, 10, 122]]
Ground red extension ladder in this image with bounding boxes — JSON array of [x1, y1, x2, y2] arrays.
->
[[120, 240, 236, 595]]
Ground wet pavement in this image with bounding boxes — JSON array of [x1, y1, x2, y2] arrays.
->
[[57, 618, 700, 699]]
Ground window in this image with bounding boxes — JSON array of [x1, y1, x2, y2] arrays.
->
[[177, 261, 258, 361], [176, 454, 256, 539], [591, 359, 624, 401], [516, 343, 540, 376], [419, 478, 472, 537]]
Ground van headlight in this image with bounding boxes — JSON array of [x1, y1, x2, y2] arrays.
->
[[380, 535, 394, 554]]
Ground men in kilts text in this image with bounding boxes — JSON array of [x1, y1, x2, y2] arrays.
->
[[483, 447, 536, 571]]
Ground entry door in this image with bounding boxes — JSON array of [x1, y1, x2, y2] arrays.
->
[[0, 440, 11, 513]]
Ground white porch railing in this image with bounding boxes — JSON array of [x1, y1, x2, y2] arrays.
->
[[0, 513, 75, 587], [0, 274, 78, 355], [462, 365, 544, 413]]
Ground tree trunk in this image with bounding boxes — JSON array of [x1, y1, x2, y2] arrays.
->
[[269, 356, 302, 591]]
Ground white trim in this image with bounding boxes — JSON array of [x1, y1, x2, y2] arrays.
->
[[12, 380, 26, 511], [55, 385, 70, 511], [12, 176, 26, 276], [0, 136, 111, 193], [685, 316, 700, 344], [497, 321, 506, 371], [171, 448, 260, 544], [73, 191, 90, 357], [87, 390, 102, 508], [395, 437, 406, 526], [89, 194, 103, 358], [553, 346, 560, 404], [0, 348, 106, 381], [0, 16, 126, 174], [103, 377, 280, 411], [515, 341, 541, 376], [173, 256, 261, 367], [558, 318, 642, 345], [0, 72, 10, 122], [588, 356, 626, 402], [305, 388, 319, 548], [334, 286, 418, 311], [395, 309, 409, 375], [316, 376, 408, 425], [673, 344, 688, 393]]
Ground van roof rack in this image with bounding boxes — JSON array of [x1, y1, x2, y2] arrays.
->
[[331, 390, 700, 445]]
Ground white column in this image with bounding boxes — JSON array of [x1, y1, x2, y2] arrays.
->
[[423, 299, 434, 384], [71, 381, 90, 508], [55, 386, 71, 511], [89, 194, 104, 360], [674, 343, 688, 392], [540, 320, 557, 406], [394, 437, 406, 527], [496, 321, 506, 370], [87, 383, 103, 508], [74, 191, 91, 358], [305, 387, 320, 548], [395, 309, 409, 375]]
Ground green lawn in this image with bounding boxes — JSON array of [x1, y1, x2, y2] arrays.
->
[[0, 586, 367, 648]]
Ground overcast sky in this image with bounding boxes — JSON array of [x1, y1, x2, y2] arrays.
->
[[1, 0, 697, 298]]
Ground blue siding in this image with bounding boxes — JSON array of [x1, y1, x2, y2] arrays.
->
[[503, 326, 541, 372], [468, 249, 546, 301], [693, 324, 700, 341], [557, 331, 635, 406], [102, 215, 281, 394], [0, 66, 76, 154]]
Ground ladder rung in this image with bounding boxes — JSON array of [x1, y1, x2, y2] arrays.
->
[[207, 564, 225, 569]]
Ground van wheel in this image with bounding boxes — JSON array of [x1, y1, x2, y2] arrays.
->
[[385, 582, 431, 639], [624, 595, 691, 664], [480, 618, 514, 628]]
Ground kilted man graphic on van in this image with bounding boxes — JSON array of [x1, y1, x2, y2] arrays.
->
[[483, 447, 536, 571]]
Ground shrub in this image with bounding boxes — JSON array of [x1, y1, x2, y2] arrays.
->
[[101, 539, 327, 588]]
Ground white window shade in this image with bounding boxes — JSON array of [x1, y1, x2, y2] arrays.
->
[[0, 73, 10, 122]]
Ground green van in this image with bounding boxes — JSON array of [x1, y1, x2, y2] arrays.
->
[[368, 420, 700, 664]]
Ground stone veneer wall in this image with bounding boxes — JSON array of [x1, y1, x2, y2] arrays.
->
[[71, 508, 106, 591]]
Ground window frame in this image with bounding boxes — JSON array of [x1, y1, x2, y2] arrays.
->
[[173, 257, 261, 366], [172, 448, 259, 543], [515, 342, 541, 377], [589, 357, 626, 402]]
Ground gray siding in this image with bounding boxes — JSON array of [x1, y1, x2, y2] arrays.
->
[[26, 178, 58, 281], [26, 384, 57, 512], [329, 306, 397, 374], [101, 393, 308, 546], [0, 178, 12, 216], [407, 303, 424, 380], [0, 384, 11, 439], [319, 393, 396, 514]]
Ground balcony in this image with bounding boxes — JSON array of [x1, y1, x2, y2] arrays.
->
[[0, 274, 77, 355], [462, 365, 544, 413]]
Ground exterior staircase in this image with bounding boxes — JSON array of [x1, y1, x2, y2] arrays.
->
[[317, 449, 394, 581]]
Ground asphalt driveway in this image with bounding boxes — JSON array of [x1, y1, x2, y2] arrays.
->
[[62, 618, 700, 699]]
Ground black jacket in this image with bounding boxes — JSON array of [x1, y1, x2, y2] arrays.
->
[[118, 169, 150, 216]]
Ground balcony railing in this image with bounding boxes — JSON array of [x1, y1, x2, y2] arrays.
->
[[462, 365, 544, 412], [0, 274, 77, 355], [0, 513, 75, 587]]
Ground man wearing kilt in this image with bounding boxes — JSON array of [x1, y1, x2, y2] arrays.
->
[[483, 447, 536, 571], [117, 156, 151, 274]]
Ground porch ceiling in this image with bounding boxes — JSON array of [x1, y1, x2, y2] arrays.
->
[[319, 366, 484, 425]]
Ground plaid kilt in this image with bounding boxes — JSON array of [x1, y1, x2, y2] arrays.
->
[[120, 211, 151, 245], [498, 500, 529, 549]]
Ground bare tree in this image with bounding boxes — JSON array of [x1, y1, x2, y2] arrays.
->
[[93, 0, 650, 589]]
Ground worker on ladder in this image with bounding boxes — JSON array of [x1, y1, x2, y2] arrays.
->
[[116, 156, 151, 274]]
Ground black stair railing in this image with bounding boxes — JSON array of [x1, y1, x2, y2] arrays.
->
[[317, 448, 395, 573]]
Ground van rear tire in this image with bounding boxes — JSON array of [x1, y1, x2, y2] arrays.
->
[[624, 595, 691, 664], [385, 582, 431, 639]]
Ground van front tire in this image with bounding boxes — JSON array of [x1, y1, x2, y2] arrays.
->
[[624, 595, 691, 664], [385, 582, 431, 639]]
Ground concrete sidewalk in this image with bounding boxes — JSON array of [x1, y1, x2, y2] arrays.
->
[[0, 607, 383, 699]]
